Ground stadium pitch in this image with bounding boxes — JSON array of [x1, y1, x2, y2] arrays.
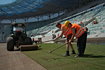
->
[[23, 43, 105, 70]]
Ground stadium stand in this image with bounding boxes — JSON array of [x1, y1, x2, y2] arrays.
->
[[31, 3, 105, 43]]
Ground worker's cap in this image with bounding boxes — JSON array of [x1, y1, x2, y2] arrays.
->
[[64, 21, 71, 27]]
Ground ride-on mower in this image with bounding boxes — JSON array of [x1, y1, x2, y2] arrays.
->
[[6, 23, 38, 51]]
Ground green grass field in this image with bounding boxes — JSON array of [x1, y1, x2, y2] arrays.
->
[[23, 43, 105, 70]]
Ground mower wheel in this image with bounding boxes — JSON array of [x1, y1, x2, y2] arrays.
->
[[7, 37, 14, 51], [25, 37, 33, 45]]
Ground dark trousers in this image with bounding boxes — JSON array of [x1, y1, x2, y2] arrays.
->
[[77, 31, 87, 56]]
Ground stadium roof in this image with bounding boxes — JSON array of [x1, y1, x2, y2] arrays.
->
[[0, 0, 79, 19], [0, 0, 104, 20]]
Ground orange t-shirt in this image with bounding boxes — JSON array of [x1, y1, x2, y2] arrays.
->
[[71, 24, 86, 38], [61, 24, 72, 38]]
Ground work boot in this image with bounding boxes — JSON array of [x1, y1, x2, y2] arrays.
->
[[64, 51, 70, 56], [72, 50, 76, 54], [74, 54, 84, 57]]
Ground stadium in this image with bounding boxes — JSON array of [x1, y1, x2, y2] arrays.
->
[[0, 0, 105, 70]]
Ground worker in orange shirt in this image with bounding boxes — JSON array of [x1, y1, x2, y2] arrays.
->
[[64, 21, 88, 57], [55, 21, 76, 56]]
